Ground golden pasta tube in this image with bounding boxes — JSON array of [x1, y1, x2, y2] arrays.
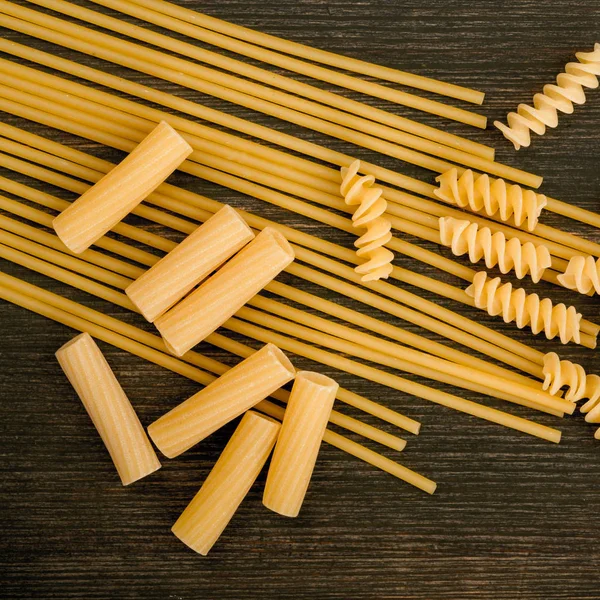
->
[[148, 343, 295, 458], [125, 205, 254, 322], [172, 410, 280, 555], [55, 332, 161, 485], [263, 371, 338, 517], [155, 227, 294, 356], [53, 121, 192, 253]]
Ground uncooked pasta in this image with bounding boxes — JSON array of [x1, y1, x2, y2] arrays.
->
[[155, 227, 294, 357], [263, 372, 338, 516], [340, 160, 394, 282], [171, 410, 281, 555], [466, 272, 584, 345], [148, 343, 295, 458], [495, 44, 600, 149], [557, 255, 600, 295], [439, 217, 552, 283], [435, 168, 547, 231], [55, 332, 161, 485], [125, 205, 254, 322], [53, 121, 191, 253]]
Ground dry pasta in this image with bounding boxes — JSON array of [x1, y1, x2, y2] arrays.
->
[[495, 44, 600, 150], [466, 272, 583, 345], [55, 332, 161, 485], [263, 372, 339, 517], [439, 217, 552, 283], [125, 205, 254, 322], [542, 353, 600, 439], [557, 255, 600, 295], [171, 410, 280, 555], [148, 343, 295, 458], [340, 160, 394, 282], [155, 227, 294, 357], [435, 168, 547, 231]]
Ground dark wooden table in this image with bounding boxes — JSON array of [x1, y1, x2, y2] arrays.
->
[[1, 1, 600, 598]]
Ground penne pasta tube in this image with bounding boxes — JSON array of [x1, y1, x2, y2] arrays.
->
[[155, 227, 294, 356], [148, 343, 295, 458], [263, 371, 338, 517], [171, 410, 280, 555], [55, 332, 161, 485], [125, 205, 254, 322], [53, 121, 192, 253]]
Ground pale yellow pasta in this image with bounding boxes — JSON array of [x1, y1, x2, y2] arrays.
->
[[439, 217, 551, 283], [495, 45, 600, 150], [340, 160, 394, 282], [148, 343, 295, 458], [55, 332, 161, 485], [466, 272, 582, 345], [172, 410, 280, 555], [125, 205, 254, 322], [435, 168, 547, 231], [263, 371, 338, 517], [557, 255, 600, 295], [155, 227, 294, 357], [53, 121, 192, 253]]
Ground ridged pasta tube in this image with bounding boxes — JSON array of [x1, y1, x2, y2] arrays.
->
[[55, 333, 161, 485], [466, 272, 582, 344], [263, 371, 338, 517], [340, 160, 394, 282], [148, 343, 295, 458], [172, 411, 281, 555], [439, 217, 551, 282], [494, 44, 600, 150], [542, 353, 600, 439], [53, 121, 192, 253], [435, 168, 547, 231], [557, 255, 600, 295]]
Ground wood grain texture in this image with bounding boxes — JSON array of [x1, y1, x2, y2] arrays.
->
[[1, 0, 599, 598]]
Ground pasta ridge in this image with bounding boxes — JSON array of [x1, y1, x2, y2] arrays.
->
[[543, 352, 600, 438], [340, 160, 394, 282], [435, 168, 547, 231], [439, 216, 551, 282], [557, 255, 600, 295], [466, 272, 582, 344], [494, 44, 600, 149]]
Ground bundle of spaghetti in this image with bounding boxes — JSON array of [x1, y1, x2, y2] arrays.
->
[[0, 220, 573, 431], [0, 274, 435, 487], [438, 217, 552, 283], [340, 160, 394, 282], [466, 272, 585, 346], [0, 158, 556, 377], [0, 1, 544, 188], [495, 44, 600, 150], [557, 255, 600, 295], [109, 0, 485, 105], [542, 353, 600, 439], [20, 0, 487, 131]]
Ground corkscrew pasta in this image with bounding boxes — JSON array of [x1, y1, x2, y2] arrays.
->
[[542, 353, 600, 439], [340, 160, 394, 282], [439, 217, 552, 282], [435, 168, 547, 231], [494, 44, 600, 150], [557, 255, 600, 295], [466, 272, 582, 344]]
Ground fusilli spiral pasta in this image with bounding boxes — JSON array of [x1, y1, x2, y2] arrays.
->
[[435, 168, 547, 231], [340, 160, 394, 282], [466, 272, 582, 344], [542, 352, 600, 439], [439, 217, 551, 282], [557, 255, 600, 295], [494, 44, 600, 150]]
